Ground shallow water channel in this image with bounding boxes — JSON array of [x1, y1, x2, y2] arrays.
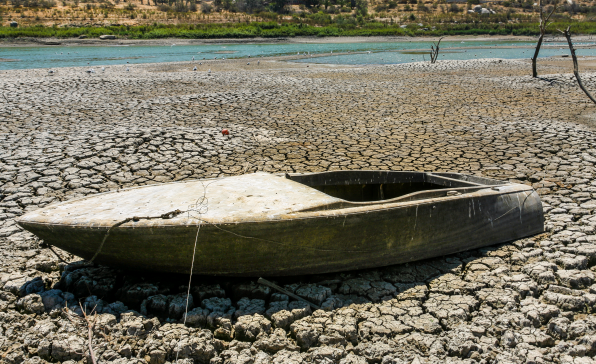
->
[[2, 39, 596, 70]]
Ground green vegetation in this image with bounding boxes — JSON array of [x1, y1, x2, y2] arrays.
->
[[1, 20, 596, 39]]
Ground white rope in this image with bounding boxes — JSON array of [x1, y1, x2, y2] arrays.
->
[[172, 180, 212, 364], [174, 219, 201, 363]]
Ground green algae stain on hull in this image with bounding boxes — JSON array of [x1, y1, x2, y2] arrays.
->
[[16, 171, 544, 276]]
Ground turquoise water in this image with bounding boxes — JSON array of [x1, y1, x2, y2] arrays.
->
[[1, 40, 596, 70]]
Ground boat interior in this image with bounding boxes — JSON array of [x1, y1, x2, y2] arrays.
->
[[287, 171, 507, 204]]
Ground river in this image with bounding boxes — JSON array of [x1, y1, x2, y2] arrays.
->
[[2, 39, 596, 70]]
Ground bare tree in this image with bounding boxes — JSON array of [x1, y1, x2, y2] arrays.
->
[[559, 26, 596, 104], [430, 37, 443, 64], [532, 0, 558, 78]]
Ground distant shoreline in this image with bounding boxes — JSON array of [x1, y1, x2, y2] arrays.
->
[[1, 34, 588, 47]]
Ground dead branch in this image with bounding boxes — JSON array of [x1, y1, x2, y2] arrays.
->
[[81, 304, 99, 364], [63, 303, 99, 364], [430, 37, 444, 64], [532, 0, 558, 77], [258, 277, 321, 310], [559, 26, 596, 104]]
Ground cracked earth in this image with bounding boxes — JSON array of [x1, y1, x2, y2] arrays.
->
[[1, 56, 596, 364]]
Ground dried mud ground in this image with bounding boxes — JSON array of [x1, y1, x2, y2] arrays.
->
[[1, 56, 596, 364]]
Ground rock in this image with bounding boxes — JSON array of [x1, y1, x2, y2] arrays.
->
[[202, 297, 232, 313], [168, 293, 193, 319], [271, 293, 289, 302], [290, 317, 324, 349], [82, 295, 110, 314], [184, 307, 210, 327], [51, 336, 85, 361], [117, 283, 160, 307], [520, 297, 560, 326], [254, 351, 272, 364], [579, 335, 596, 354], [423, 293, 478, 327], [141, 294, 168, 316], [1, 275, 29, 295], [254, 328, 300, 353], [352, 342, 397, 363], [148, 349, 166, 364], [306, 346, 346, 363], [235, 297, 266, 318], [265, 300, 288, 319], [543, 285, 589, 312], [556, 254, 588, 270], [99, 35, 116, 40], [295, 284, 332, 306], [320, 296, 343, 311], [107, 301, 129, 316], [500, 330, 520, 348], [16, 293, 44, 314], [118, 344, 132, 358], [101, 349, 120, 361], [272, 349, 305, 364], [548, 317, 570, 339], [96, 313, 118, 333], [213, 317, 234, 340], [60, 267, 117, 299], [271, 309, 294, 331], [556, 269, 594, 289], [339, 353, 367, 364], [173, 331, 218, 363], [192, 284, 226, 302], [38, 289, 66, 312], [234, 314, 271, 342], [523, 262, 558, 285], [18, 277, 45, 297]]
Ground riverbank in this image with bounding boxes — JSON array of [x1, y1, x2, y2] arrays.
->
[[0, 34, 546, 47], [1, 20, 596, 44]]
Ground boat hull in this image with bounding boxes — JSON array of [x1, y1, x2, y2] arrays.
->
[[20, 183, 543, 276]]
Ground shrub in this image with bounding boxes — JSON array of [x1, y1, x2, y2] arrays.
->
[[201, 2, 212, 13], [174, 1, 189, 12]]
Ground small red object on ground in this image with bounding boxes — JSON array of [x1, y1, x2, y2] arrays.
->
[[221, 129, 229, 136]]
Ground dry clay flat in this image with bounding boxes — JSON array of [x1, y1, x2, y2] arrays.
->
[[16, 171, 544, 276]]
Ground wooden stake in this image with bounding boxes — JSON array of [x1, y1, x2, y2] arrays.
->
[[257, 277, 321, 310]]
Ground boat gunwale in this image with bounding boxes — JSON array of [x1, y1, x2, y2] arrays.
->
[[17, 183, 539, 229], [15, 170, 505, 216]]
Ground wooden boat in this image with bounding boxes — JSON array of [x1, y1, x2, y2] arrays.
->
[[16, 171, 544, 276]]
